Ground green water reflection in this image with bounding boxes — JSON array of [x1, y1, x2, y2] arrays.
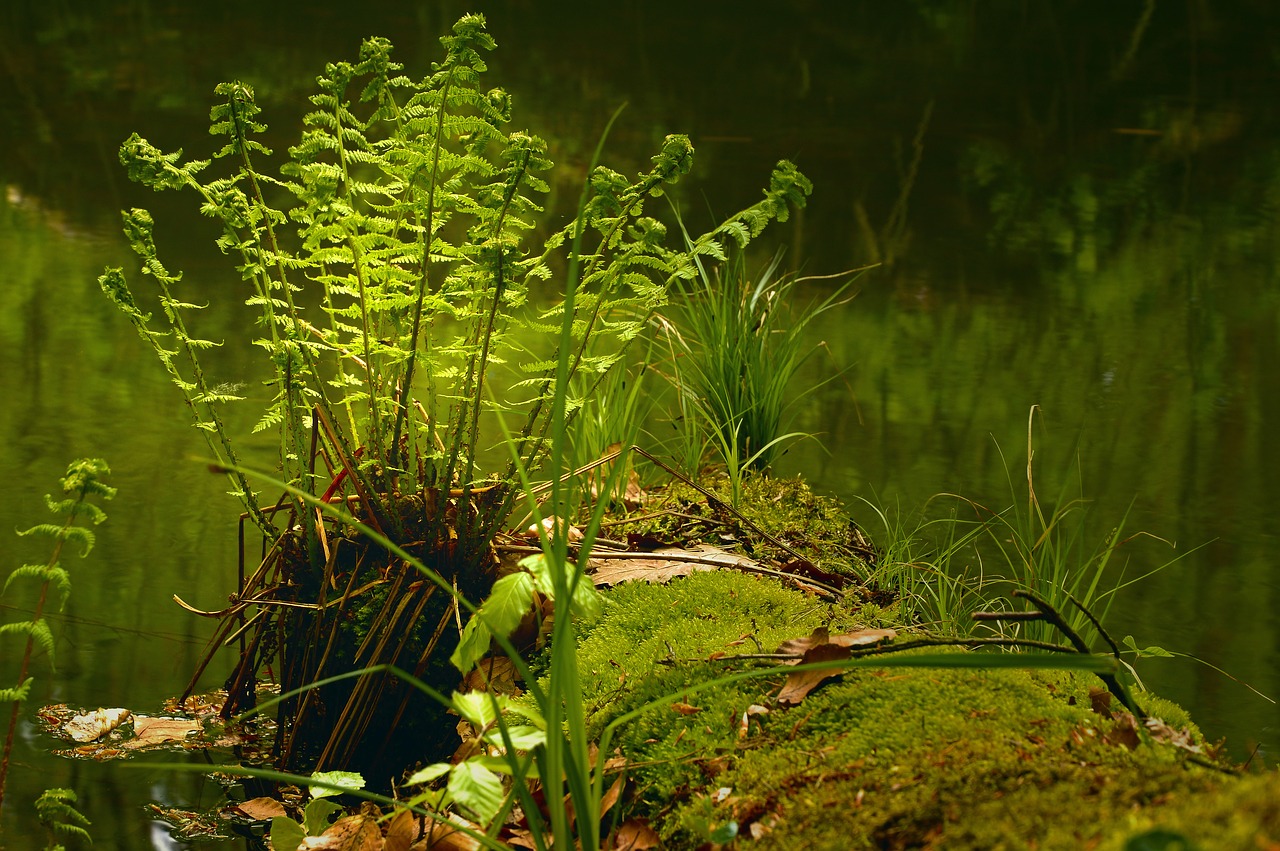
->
[[2, 1, 1278, 846]]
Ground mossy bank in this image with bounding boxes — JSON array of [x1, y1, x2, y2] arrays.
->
[[561, 480, 1278, 850]]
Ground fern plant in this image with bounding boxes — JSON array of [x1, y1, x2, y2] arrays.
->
[[99, 14, 812, 780], [0, 459, 114, 816], [34, 787, 92, 850]]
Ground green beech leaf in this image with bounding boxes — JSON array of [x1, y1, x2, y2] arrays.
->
[[270, 816, 306, 849], [309, 770, 365, 799], [302, 798, 344, 836], [450, 571, 534, 673], [448, 760, 504, 825], [406, 762, 452, 785]]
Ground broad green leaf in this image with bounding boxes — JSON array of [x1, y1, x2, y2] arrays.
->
[[310, 770, 365, 799], [482, 723, 545, 750], [1123, 635, 1175, 658], [448, 761, 504, 825], [451, 690, 509, 729], [302, 798, 344, 836], [406, 762, 452, 786], [270, 816, 306, 850], [450, 571, 534, 673]]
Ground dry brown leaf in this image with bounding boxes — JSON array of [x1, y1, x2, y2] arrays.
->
[[623, 469, 646, 511], [611, 818, 660, 850], [233, 797, 287, 821], [671, 702, 703, 715], [65, 708, 131, 742], [461, 657, 521, 695], [589, 545, 759, 587], [505, 830, 539, 850], [598, 771, 627, 819], [522, 516, 583, 542], [1106, 712, 1141, 751], [776, 643, 853, 706], [413, 815, 482, 851], [302, 814, 383, 849], [776, 627, 896, 658], [1145, 717, 1203, 754], [776, 627, 829, 656], [122, 717, 202, 749], [383, 809, 416, 851], [828, 628, 897, 649]]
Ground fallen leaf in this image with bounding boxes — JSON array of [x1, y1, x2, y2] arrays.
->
[[589, 545, 760, 587], [382, 809, 416, 851], [505, 830, 539, 850], [599, 772, 626, 817], [671, 702, 703, 715], [776, 627, 896, 657], [65, 708, 131, 742], [1088, 686, 1113, 717], [416, 814, 482, 850], [778, 558, 850, 590], [461, 657, 521, 695], [522, 516, 582, 542], [123, 716, 202, 749], [776, 643, 852, 706], [232, 797, 287, 821], [612, 818, 660, 850], [827, 628, 897, 649], [301, 814, 382, 849], [623, 469, 646, 511], [1144, 717, 1203, 754], [1106, 712, 1141, 751]]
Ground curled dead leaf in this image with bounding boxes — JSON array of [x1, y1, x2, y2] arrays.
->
[[122, 716, 202, 749], [611, 817, 660, 850], [776, 643, 852, 706], [65, 708, 131, 742], [776, 626, 896, 658], [383, 809, 416, 851], [230, 796, 286, 821], [301, 813, 382, 849]]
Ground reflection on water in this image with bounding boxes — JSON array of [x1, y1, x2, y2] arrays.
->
[[2, 1, 1279, 844]]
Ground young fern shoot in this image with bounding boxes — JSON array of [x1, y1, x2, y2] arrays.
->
[[0, 459, 114, 815]]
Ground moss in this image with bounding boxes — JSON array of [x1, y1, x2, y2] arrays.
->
[[611, 473, 873, 579], [572, 572, 1274, 850]]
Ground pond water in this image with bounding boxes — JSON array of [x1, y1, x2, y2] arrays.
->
[[2, 2, 1278, 846]]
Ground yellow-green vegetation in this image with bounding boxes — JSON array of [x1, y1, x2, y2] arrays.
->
[[620, 473, 875, 580], [574, 570, 1276, 849]]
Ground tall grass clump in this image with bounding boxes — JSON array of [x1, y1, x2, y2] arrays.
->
[[659, 242, 854, 499], [100, 13, 815, 783], [940, 408, 1185, 647], [853, 494, 994, 636]]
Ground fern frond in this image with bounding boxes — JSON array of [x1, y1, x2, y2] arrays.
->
[[0, 677, 33, 703], [0, 619, 56, 666], [35, 788, 93, 844]]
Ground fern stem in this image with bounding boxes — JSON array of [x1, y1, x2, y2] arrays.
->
[[0, 488, 86, 813], [391, 73, 455, 472]]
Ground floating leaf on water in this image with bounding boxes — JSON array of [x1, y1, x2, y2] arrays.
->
[[64, 707, 131, 742], [122, 716, 201, 749]]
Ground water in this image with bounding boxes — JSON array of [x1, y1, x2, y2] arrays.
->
[[2, 2, 1278, 846]]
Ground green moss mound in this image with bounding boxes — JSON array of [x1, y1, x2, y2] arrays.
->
[[573, 571, 1276, 850]]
